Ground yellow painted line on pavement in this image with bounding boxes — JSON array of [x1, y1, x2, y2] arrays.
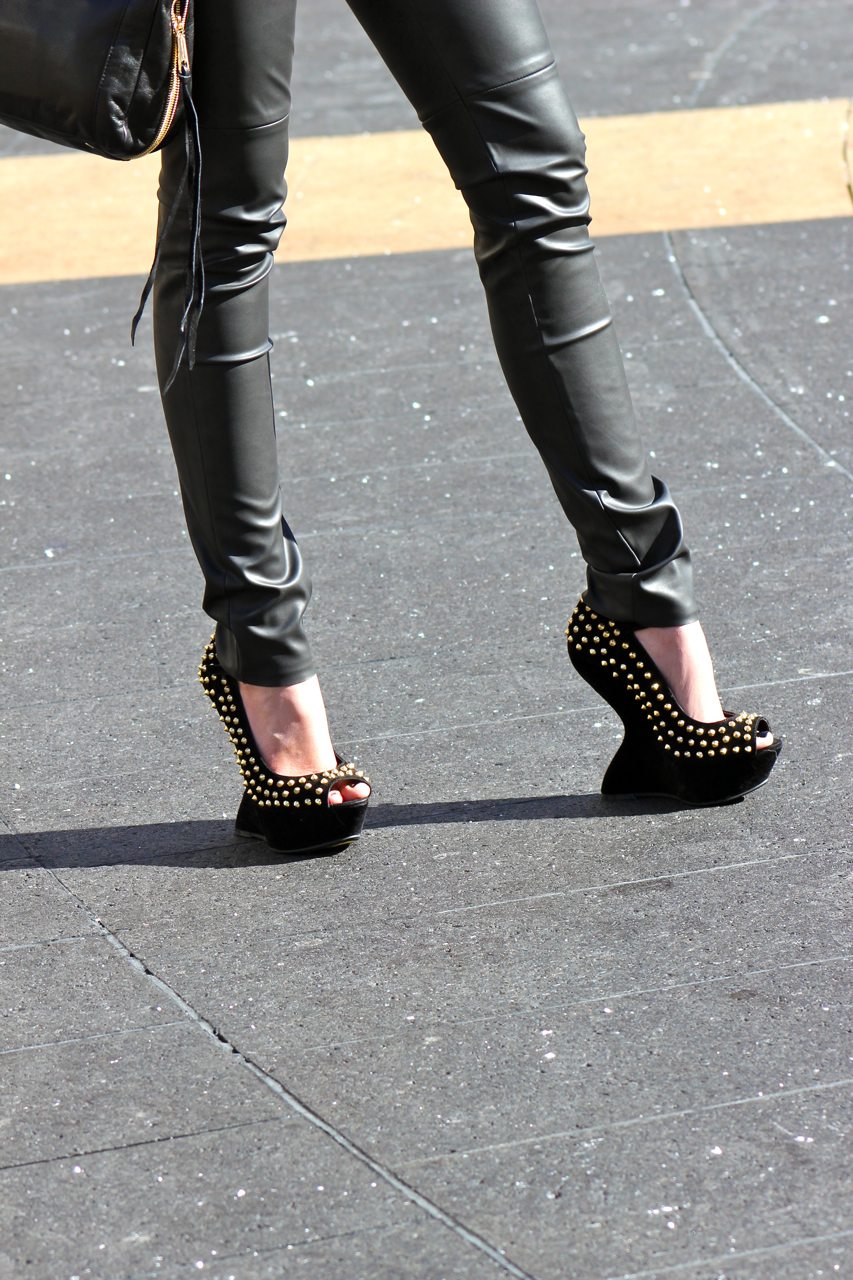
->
[[0, 98, 849, 285]]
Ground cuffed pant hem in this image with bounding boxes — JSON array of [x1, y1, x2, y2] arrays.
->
[[214, 622, 317, 688], [584, 549, 699, 629]]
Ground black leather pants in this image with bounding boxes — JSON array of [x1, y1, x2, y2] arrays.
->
[[154, 0, 697, 687]]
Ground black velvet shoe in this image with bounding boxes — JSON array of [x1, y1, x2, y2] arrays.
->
[[566, 598, 782, 807], [199, 636, 370, 854]]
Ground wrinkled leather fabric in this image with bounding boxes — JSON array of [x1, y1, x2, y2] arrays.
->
[[155, 0, 697, 686]]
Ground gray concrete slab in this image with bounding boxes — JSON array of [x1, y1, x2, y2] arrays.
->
[[0, 935, 179, 1046], [669, 219, 853, 474], [1, 1022, 280, 1166], [4, 221, 849, 584], [658, 1236, 853, 1280], [50, 847, 849, 1071], [0, 1119, 425, 1279], [0, 659, 846, 869], [176, 956, 852, 1168], [179, 1221, 509, 1280], [394, 1087, 853, 1278], [1, 472, 848, 808], [0, 867, 93, 941], [2, 663, 849, 861], [0, 265, 849, 691]]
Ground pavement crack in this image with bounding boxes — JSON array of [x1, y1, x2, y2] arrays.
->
[[121, 1222, 410, 1280], [352, 668, 852, 745], [664, 230, 853, 482]]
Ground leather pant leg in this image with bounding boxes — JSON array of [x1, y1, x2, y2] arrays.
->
[[153, 0, 316, 686], [154, 0, 698, 692], [347, 0, 697, 627]]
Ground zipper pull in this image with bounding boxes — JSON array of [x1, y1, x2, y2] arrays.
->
[[172, 1, 190, 73]]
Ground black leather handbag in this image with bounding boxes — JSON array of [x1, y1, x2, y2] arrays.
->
[[0, 0, 202, 385], [0, 0, 193, 159]]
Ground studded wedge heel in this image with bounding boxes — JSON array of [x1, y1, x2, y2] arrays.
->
[[566, 598, 782, 806], [199, 636, 370, 854]]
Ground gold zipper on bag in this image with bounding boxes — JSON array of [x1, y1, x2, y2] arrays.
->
[[135, 0, 191, 158]]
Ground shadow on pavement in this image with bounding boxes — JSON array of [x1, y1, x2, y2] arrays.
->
[[0, 793, 683, 868]]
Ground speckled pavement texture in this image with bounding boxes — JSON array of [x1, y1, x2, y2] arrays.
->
[[1, 2, 851, 1278]]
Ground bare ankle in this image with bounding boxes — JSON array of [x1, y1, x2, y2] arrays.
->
[[634, 621, 725, 725], [238, 675, 337, 776]]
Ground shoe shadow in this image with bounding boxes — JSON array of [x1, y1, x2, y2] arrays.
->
[[0, 792, 683, 870]]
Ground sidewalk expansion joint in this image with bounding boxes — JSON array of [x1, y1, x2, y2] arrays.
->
[[664, 230, 853, 484], [348, 669, 853, 746]]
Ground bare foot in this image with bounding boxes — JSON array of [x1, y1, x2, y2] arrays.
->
[[238, 676, 370, 805], [635, 622, 773, 748]]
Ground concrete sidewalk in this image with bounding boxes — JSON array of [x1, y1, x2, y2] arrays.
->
[[1, 2, 851, 1277]]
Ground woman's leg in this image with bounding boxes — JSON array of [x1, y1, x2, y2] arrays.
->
[[155, 1, 310, 687], [345, 0, 758, 730], [153, 1, 369, 793]]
